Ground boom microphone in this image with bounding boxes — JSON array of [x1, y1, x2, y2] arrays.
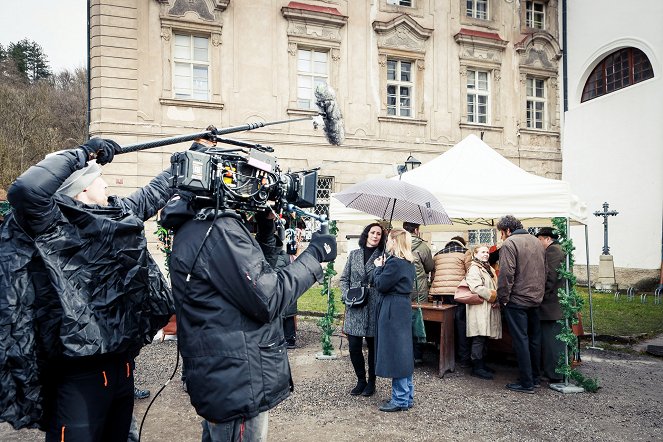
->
[[115, 85, 345, 155], [314, 84, 345, 146]]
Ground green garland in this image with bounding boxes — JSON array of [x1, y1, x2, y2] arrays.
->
[[0, 201, 11, 218], [155, 223, 172, 275], [552, 217, 599, 392], [317, 220, 338, 356]]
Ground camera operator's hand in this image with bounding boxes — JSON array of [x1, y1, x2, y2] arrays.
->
[[255, 211, 276, 238], [304, 232, 337, 262], [80, 138, 122, 165]]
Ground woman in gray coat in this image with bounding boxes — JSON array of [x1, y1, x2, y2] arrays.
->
[[340, 223, 385, 397]]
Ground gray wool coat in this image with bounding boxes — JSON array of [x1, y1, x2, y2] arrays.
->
[[340, 247, 383, 337]]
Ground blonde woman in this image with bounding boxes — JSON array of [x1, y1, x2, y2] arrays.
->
[[373, 228, 416, 412], [466, 245, 502, 380]]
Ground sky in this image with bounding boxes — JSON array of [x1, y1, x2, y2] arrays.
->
[[0, 0, 87, 73]]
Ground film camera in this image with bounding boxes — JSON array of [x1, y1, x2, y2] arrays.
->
[[170, 147, 318, 213]]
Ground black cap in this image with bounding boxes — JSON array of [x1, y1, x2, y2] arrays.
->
[[536, 227, 558, 240]]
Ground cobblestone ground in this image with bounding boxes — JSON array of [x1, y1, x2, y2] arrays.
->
[[2, 319, 662, 441]]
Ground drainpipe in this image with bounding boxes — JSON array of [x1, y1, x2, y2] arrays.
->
[[562, 0, 568, 112], [86, 0, 91, 138]]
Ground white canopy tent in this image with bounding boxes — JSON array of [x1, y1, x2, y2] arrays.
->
[[330, 134, 600, 350], [330, 134, 587, 230]]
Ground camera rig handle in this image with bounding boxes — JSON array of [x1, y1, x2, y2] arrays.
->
[[286, 204, 329, 235]]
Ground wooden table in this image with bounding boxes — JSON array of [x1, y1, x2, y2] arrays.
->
[[413, 303, 456, 377]]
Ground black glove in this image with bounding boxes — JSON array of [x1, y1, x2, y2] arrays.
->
[[80, 138, 122, 165], [255, 211, 276, 238], [304, 232, 337, 262]]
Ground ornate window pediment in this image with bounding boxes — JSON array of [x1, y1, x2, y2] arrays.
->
[[373, 15, 433, 54], [454, 28, 507, 67], [516, 32, 561, 75], [282, 2, 348, 44], [159, 0, 229, 21]]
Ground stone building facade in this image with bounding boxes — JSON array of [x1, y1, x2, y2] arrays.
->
[[90, 0, 563, 263]]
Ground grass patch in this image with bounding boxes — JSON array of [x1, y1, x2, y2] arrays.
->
[[297, 286, 345, 315], [297, 286, 663, 338], [578, 287, 663, 337]]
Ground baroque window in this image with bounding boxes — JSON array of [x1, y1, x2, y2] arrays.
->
[[387, 59, 414, 118], [526, 77, 546, 129], [466, 0, 488, 20], [525, 1, 545, 29], [173, 34, 210, 100], [297, 48, 329, 110], [387, 0, 413, 6], [581, 47, 654, 102], [466, 69, 490, 124]]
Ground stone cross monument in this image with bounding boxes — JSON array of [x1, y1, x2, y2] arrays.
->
[[593, 202, 619, 290]]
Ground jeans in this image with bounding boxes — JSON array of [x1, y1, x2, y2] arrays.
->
[[202, 412, 269, 442], [503, 304, 541, 388], [391, 375, 414, 408]]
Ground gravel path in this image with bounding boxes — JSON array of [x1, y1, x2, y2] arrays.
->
[[2, 319, 662, 441]]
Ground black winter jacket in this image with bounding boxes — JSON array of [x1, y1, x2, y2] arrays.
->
[[170, 211, 323, 423], [0, 149, 175, 429]]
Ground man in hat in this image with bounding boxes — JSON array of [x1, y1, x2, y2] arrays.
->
[[496, 215, 545, 394], [536, 227, 565, 383], [1, 139, 174, 439]]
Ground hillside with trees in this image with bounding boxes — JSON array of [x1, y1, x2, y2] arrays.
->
[[0, 39, 88, 191]]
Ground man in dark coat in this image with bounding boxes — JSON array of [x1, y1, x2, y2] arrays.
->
[[169, 201, 336, 440], [497, 215, 545, 394], [536, 227, 565, 383], [0, 139, 175, 439]]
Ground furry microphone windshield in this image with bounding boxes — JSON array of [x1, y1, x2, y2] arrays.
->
[[314, 84, 345, 146]]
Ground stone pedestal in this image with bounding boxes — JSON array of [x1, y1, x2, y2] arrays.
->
[[595, 254, 617, 290]]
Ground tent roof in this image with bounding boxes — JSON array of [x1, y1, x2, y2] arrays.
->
[[330, 134, 587, 231]]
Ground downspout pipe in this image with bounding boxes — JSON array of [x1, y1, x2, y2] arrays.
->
[[86, 0, 91, 138], [562, 0, 568, 112]]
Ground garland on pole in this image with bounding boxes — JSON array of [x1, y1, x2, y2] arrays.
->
[[317, 220, 338, 356], [155, 223, 172, 275], [552, 217, 599, 392]]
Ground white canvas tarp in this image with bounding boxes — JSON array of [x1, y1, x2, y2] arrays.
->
[[330, 134, 587, 230]]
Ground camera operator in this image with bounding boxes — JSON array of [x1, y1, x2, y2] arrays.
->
[[168, 200, 336, 441], [0, 139, 175, 440]]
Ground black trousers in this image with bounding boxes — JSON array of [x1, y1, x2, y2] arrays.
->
[[283, 316, 296, 343], [503, 304, 541, 389], [42, 354, 135, 442], [541, 319, 565, 381], [455, 303, 471, 363], [347, 335, 375, 381]]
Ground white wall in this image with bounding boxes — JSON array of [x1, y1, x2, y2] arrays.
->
[[562, 0, 663, 270]]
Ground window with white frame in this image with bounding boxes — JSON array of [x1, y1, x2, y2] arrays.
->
[[387, 0, 413, 6], [387, 59, 413, 117], [525, 1, 545, 29], [526, 77, 546, 129], [173, 34, 210, 100], [466, 0, 488, 20], [468, 229, 496, 246], [297, 48, 329, 110], [467, 69, 489, 124]]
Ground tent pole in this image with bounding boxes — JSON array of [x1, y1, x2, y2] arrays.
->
[[585, 223, 602, 350]]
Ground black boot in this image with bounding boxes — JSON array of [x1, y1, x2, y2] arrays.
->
[[361, 378, 375, 397], [471, 359, 494, 380], [351, 379, 367, 395]]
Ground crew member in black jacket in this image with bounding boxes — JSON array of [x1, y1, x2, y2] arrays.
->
[[0, 139, 175, 440], [169, 203, 336, 441]]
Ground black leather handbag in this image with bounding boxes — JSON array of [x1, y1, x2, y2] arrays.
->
[[345, 285, 369, 308]]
